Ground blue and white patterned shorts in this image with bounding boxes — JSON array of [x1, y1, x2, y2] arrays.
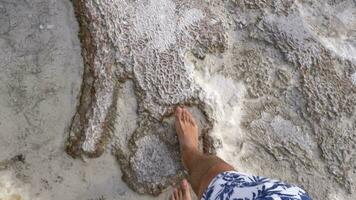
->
[[201, 171, 312, 200]]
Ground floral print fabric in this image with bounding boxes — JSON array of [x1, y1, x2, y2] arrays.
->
[[202, 171, 311, 200]]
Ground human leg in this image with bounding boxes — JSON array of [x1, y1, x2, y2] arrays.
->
[[171, 106, 312, 200], [174, 107, 234, 198]]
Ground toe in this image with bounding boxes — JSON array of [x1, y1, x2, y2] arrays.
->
[[174, 188, 179, 200], [171, 189, 177, 200], [185, 111, 196, 126], [181, 179, 189, 190], [181, 179, 192, 200], [175, 107, 183, 118], [182, 108, 189, 122], [183, 112, 188, 123], [171, 193, 176, 200], [178, 189, 183, 199], [183, 108, 196, 126]]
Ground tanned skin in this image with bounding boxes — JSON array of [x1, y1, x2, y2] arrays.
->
[[171, 107, 234, 200]]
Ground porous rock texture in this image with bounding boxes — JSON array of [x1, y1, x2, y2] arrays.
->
[[66, 0, 220, 195], [65, 0, 356, 199]]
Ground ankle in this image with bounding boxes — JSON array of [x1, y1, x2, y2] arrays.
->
[[181, 148, 201, 170], [181, 141, 198, 153], [181, 146, 199, 159]]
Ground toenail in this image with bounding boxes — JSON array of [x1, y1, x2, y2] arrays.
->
[[182, 179, 188, 188]]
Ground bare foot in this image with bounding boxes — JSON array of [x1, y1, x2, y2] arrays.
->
[[171, 179, 192, 200], [175, 106, 199, 168]]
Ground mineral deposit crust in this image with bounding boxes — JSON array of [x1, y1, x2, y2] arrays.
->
[[66, 0, 356, 198]]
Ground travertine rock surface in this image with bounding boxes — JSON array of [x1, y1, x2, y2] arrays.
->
[[0, 0, 355, 199], [66, 0, 221, 195], [66, 0, 356, 198]]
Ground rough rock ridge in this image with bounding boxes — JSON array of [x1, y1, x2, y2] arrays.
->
[[65, 0, 356, 198], [66, 0, 225, 195]]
